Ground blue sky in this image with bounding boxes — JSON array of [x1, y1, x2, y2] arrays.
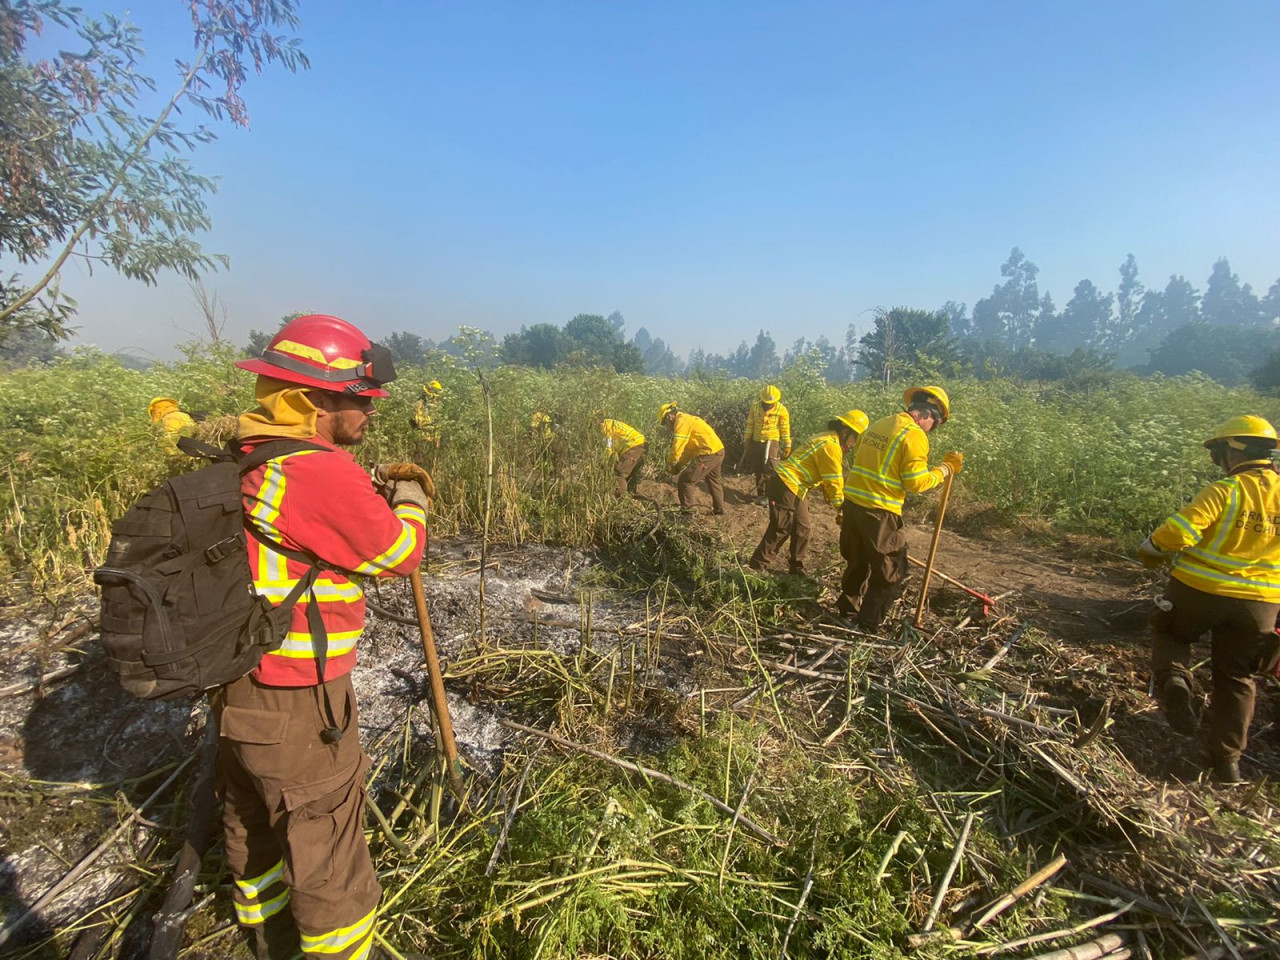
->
[[48, 1, 1280, 360]]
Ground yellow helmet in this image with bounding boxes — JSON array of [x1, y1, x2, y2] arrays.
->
[[760, 385, 781, 405], [148, 397, 179, 422], [425, 380, 443, 395], [903, 384, 951, 423], [1203, 415, 1279, 451], [835, 409, 869, 435], [658, 401, 678, 422]]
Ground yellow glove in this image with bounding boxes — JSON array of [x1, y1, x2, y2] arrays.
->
[[941, 451, 964, 476], [373, 462, 437, 502], [1137, 536, 1170, 569], [781, 445, 791, 458]]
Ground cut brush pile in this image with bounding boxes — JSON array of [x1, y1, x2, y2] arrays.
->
[[1, 524, 1278, 959]]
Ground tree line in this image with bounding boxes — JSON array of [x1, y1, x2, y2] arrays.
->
[[412, 248, 1280, 390]]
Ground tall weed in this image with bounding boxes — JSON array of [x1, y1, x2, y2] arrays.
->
[[2, 347, 1276, 597]]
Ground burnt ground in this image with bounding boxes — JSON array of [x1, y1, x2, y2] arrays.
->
[[0, 468, 1276, 955], [642, 467, 1280, 785]]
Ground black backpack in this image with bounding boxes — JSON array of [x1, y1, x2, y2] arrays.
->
[[94, 438, 327, 699]]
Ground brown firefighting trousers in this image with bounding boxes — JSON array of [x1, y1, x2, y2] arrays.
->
[[750, 473, 810, 573], [743, 439, 780, 496], [613, 443, 646, 496], [1151, 577, 1280, 763], [838, 503, 908, 627], [211, 672, 380, 960], [677, 450, 725, 512]]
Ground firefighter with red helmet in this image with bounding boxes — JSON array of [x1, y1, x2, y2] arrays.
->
[[219, 315, 428, 959]]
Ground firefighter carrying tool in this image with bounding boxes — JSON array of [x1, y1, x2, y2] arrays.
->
[[223, 314, 429, 960], [1139, 414, 1280, 784], [741, 385, 792, 503], [749, 409, 866, 574], [660, 402, 726, 514], [837, 385, 964, 630]]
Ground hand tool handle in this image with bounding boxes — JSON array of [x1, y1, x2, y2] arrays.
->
[[410, 529, 465, 800], [914, 471, 955, 627]]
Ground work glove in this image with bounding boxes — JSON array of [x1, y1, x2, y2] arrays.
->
[[1137, 536, 1170, 570], [835, 504, 844, 528], [781, 445, 791, 459], [372, 462, 436, 512], [941, 451, 964, 477]]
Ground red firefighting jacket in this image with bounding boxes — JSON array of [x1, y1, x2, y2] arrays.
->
[[240, 437, 426, 686]]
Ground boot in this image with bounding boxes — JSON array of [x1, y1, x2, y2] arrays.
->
[[1160, 675, 1199, 735], [1211, 757, 1244, 785]]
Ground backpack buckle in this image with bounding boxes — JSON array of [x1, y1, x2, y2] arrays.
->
[[204, 534, 243, 564]]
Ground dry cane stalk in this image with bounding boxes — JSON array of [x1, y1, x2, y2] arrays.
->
[[923, 811, 974, 933], [0, 751, 199, 948], [1025, 933, 1127, 960], [970, 853, 1068, 930]]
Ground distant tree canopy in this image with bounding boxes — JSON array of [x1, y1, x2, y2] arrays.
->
[[501, 313, 643, 373], [232, 247, 1279, 392], [857, 307, 957, 385], [0, 0, 308, 340]]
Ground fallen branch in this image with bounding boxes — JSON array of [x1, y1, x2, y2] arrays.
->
[[0, 750, 199, 948], [147, 722, 220, 959], [498, 719, 785, 847], [0, 663, 82, 698], [971, 854, 1068, 930], [979, 621, 1031, 672], [923, 811, 974, 933], [1026, 933, 1128, 960], [486, 744, 542, 877], [977, 903, 1133, 955]]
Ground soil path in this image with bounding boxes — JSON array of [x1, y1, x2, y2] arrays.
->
[[641, 469, 1155, 644]]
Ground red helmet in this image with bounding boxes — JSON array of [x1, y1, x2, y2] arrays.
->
[[235, 314, 396, 397]]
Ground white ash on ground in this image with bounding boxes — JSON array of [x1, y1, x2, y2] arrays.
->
[[0, 537, 676, 950]]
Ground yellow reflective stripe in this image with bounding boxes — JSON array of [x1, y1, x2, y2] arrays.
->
[[352, 522, 418, 575], [274, 339, 362, 369], [1207, 480, 1239, 555], [846, 487, 904, 510], [1169, 513, 1199, 540], [236, 859, 285, 898], [1184, 545, 1280, 572], [248, 460, 288, 540], [846, 464, 904, 491], [253, 578, 364, 603], [264, 629, 362, 658], [349, 935, 374, 960], [247, 450, 323, 542], [235, 888, 290, 924], [394, 504, 426, 525], [1174, 557, 1280, 591], [300, 906, 377, 953]]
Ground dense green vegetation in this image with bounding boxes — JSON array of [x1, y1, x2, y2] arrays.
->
[[4, 346, 1280, 958], [3, 343, 1278, 598]]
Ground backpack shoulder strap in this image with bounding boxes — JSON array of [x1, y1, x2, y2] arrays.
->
[[176, 436, 234, 462], [235, 439, 332, 475]]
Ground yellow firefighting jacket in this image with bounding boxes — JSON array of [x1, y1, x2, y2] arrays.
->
[[774, 431, 845, 506], [744, 401, 791, 451], [412, 397, 441, 442], [844, 412, 946, 516], [603, 419, 645, 456], [667, 412, 724, 472], [1150, 461, 1280, 601]]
